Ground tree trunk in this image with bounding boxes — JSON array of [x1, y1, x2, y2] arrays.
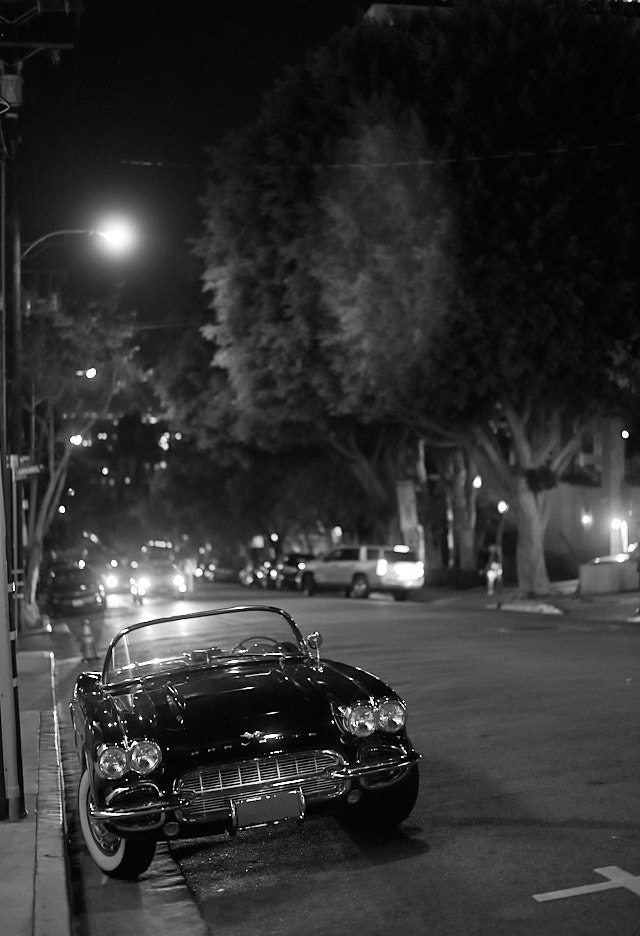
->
[[442, 448, 477, 573], [514, 476, 551, 596], [22, 450, 70, 628]]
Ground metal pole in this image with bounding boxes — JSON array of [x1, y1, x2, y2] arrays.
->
[[0, 444, 22, 820], [11, 208, 22, 632]]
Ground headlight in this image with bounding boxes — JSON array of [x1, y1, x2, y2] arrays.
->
[[377, 700, 407, 733], [97, 745, 128, 779], [173, 573, 185, 587], [130, 741, 162, 775], [344, 703, 376, 737], [105, 573, 118, 589], [138, 576, 150, 590]]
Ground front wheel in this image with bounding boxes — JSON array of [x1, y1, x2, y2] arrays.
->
[[350, 574, 369, 599], [342, 763, 419, 830], [300, 573, 316, 597], [78, 769, 156, 879]]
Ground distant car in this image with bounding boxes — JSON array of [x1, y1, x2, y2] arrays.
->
[[276, 552, 316, 591], [129, 559, 187, 604], [45, 564, 107, 617], [239, 559, 278, 589], [99, 559, 131, 594], [194, 562, 216, 583], [298, 545, 425, 601], [70, 604, 420, 879]]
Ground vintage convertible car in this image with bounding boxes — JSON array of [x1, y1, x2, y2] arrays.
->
[[70, 605, 420, 879]]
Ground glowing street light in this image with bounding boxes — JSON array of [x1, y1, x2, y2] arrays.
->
[[94, 216, 137, 253], [21, 216, 138, 261]]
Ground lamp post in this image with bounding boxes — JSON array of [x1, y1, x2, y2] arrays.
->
[[10, 217, 138, 629], [21, 219, 138, 261], [0, 216, 137, 820]]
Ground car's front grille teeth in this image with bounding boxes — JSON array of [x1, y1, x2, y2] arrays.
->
[[176, 750, 343, 822]]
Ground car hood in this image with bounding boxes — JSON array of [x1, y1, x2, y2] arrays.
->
[[110, 658, 394, 751]]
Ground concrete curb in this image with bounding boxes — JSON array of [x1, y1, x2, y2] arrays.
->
[[35, 706, 72, 936], [494, 600, 564, 615]]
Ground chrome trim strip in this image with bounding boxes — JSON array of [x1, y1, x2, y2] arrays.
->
[[330, 750, 421, 779], [89, 794, 188, 821]]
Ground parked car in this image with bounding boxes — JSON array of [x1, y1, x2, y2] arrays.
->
[[129, 559, 186, 604], [70, 604, 420, 879], [275, 552, 316, 590], [297, 545, 425, 601], [44, 563, 107, 617], [238, 559, 278, 589]]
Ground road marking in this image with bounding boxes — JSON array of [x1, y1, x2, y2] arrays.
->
[[533, 866, 640, 902]]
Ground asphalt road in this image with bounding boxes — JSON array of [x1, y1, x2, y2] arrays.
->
[[54, 585, 640, 936]]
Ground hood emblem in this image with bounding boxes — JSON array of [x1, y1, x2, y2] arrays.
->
[[240, 730, 262, 745]]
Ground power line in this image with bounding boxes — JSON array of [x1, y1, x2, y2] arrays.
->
[[315, 140, 630, 171]]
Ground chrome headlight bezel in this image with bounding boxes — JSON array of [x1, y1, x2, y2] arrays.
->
[[96, 741, 163, 779], [344, 703, 377, 737], [97, 744, 129, 779], [129, 741, 163, 775], [339, 698, 407, 737], [377, 699, 407, 733]]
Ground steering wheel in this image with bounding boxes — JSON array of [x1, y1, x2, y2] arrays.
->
[[232, 635, 282, 653]]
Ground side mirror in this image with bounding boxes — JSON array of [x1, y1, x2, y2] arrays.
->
[[306, 631, 323, 666]]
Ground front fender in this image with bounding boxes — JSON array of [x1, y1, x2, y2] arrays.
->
[[71, 672, 131, 757]]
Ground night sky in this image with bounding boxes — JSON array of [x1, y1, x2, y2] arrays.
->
[[13, 0, 368, 289]]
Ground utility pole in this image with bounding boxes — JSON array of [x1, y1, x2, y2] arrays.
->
[[0, 0, 82, 822]]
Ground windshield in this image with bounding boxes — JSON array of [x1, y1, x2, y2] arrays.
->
[[103, 606, 307, 686]]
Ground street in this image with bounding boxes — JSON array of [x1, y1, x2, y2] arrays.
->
[[52, 584, 640, 936]]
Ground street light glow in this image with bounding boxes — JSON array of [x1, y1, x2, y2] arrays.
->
[[21, 217, 138, 260], [95, 217, 137, 253]]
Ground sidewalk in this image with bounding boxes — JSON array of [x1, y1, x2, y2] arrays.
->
[[0, 646, 72, 936], [415, 579, 640, 622], [1, 583, 638, 936]]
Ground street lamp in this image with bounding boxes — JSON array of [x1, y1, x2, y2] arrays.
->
[[21, 217, 137, 260], [6, 215, 138, 633]]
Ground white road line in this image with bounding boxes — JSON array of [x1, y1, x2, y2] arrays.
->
[[533, 866, 640, 902]]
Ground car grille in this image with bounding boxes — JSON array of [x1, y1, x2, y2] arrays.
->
[[176, 750, 344, 823]]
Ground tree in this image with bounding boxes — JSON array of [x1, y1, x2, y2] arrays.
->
[[21, 286, 139, 624], [189, 1, 640, 593], [310, 0, 640, 594], [190, 23, 436, 543]]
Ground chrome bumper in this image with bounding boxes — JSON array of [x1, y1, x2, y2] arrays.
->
[[89, 749, 420, 822], [331, 749, 420, 779]]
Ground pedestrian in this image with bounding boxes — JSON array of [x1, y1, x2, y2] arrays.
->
[[483, 543, 503, 596]]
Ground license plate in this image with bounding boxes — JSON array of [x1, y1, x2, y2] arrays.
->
[[231, 789, 304, 830]]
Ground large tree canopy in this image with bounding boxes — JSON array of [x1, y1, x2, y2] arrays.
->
[[191, 0, 640, 593]]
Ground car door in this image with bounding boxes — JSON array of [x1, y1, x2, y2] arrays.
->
[[319, 547, 360, 589]]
